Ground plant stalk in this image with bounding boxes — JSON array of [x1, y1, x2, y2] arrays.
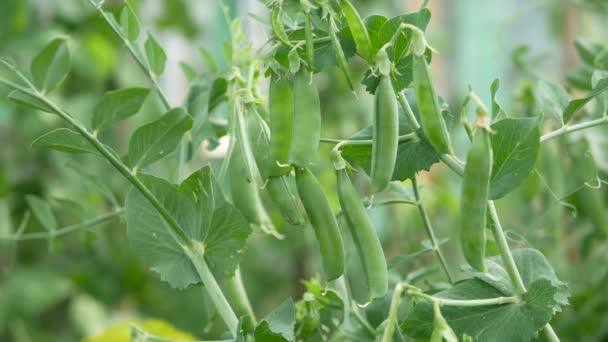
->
[[412, 176, 454, 284], [187, 241, 239, 332], [540, 116, 608, 143]]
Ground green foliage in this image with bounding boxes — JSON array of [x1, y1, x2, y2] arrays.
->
[[30, 38, 70, 94], [125, 108, 192, 169], [125, 168, 251, 288], [91, 87, 151, 131], [31, 128, 100, 155], [2, 0, 607, 341]]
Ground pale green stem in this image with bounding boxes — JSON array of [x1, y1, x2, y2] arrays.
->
[[412, 176, 454, 284], [540, 116, 608, 143], [319, 133, 416, 145], [223, 267, 256, 329], [488, 201, 527, 294], [398, 92, 421, 131], [1, 208, 124, 241], [381, 283, 405, 342], [186, 242, 239, 332]]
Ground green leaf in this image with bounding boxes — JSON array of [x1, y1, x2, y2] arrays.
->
[[490, 78, 506, 120], [8, 89, 54, 113], [125, 167, 251, 288], [362, 9, 431, 94], [461, 248, 570, 313], [401, 278, 554, 341], [535, 80, 569, 122], [145, 34, 167, 76], [563, 77, 608, 123], [208, 77, 228, 114], [66, 163, 119, 207], [126, 108, 192, 169], [574, 38, 605, 67], [119, 5, 139, 41], [364, 15, 389, 58], [489, 116, 541, 199], [30, 38, 71, 93], [254, 298, 296, 342], [31, 128, 99, 155], [91, 87, 150, 131], [25, 195, 57, 232], [566, 65, 593, 91]]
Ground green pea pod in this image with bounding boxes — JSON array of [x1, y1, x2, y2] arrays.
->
[[247, 107, 305, 226], [304, 12, 314, 71], [230, 143, 281, 238], [413, 54, 453, 155], [341, 0, 373, 63], [331, 151, 387, 299], [460, 127, 492, 272], [371, 75, 399, 193], [328, 17, 355, 91], [290, 70, 321, 167], [271, 6, 292, 48], [269, 74, 294, 176], [295, 167, 345, 280], [266, 175, 305, 226]]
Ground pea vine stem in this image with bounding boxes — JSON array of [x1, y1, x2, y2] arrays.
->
[[540, 116, 608, 143], [320, 133, 416, 145], [411, 176, 454, 284], [381, 282, 519, 342], [86, 0, 191, 183], [0, 208, 124, 241], [0, 77, 239, 333]]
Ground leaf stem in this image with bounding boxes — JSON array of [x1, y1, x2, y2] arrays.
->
[[380, 283, 405, 342], [0, 208, 124, 241], [186, 241, 239, 332], [398, 91, 421, 131], [87, 0, 171, 109], [319, 133, 416, 145], [412, 176, 454, 284], [540, 116, 608, 143], [487, 201, 527, 294]]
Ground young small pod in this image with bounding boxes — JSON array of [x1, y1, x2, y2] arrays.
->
[[295, 166, 345, 280], [413, 54, 453, 155], [331, 150, 388, 299], [460, 118, 493, 272], [289, 70, 321, 168], [304, 11, 314, 71], [328, 16, 355, 91], [371, 75, 399, 193], [340, 0, 373, 63], [266, 175, 305, 226], [229, 143, 280, 238], [269, 73, 294, 176], [271, 6, 292, 48]]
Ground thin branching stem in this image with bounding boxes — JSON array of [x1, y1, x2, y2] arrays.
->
[[1, 208, 124, 241], [319, 133, 417, 145], [541, 116, 608, 143], [412, 176, 455, 284]]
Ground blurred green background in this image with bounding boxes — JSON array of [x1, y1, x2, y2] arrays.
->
[[1, 0, 607, 341]]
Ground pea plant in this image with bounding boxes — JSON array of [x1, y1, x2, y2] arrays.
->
[[2, 0, 607, 341]]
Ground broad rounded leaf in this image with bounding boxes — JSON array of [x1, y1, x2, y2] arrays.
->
[[125, 168, 251, 288], [126, 108, 192, 169], [489, 117, 541, 199], [402, 278, 554, 341], [31, 128, 99, 155], [145, 34, 167, 76], [563, 77, 608, 123], [534, 81, 569, 122], [91, 87, 150, 131], [30, 38, 71, 93]]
